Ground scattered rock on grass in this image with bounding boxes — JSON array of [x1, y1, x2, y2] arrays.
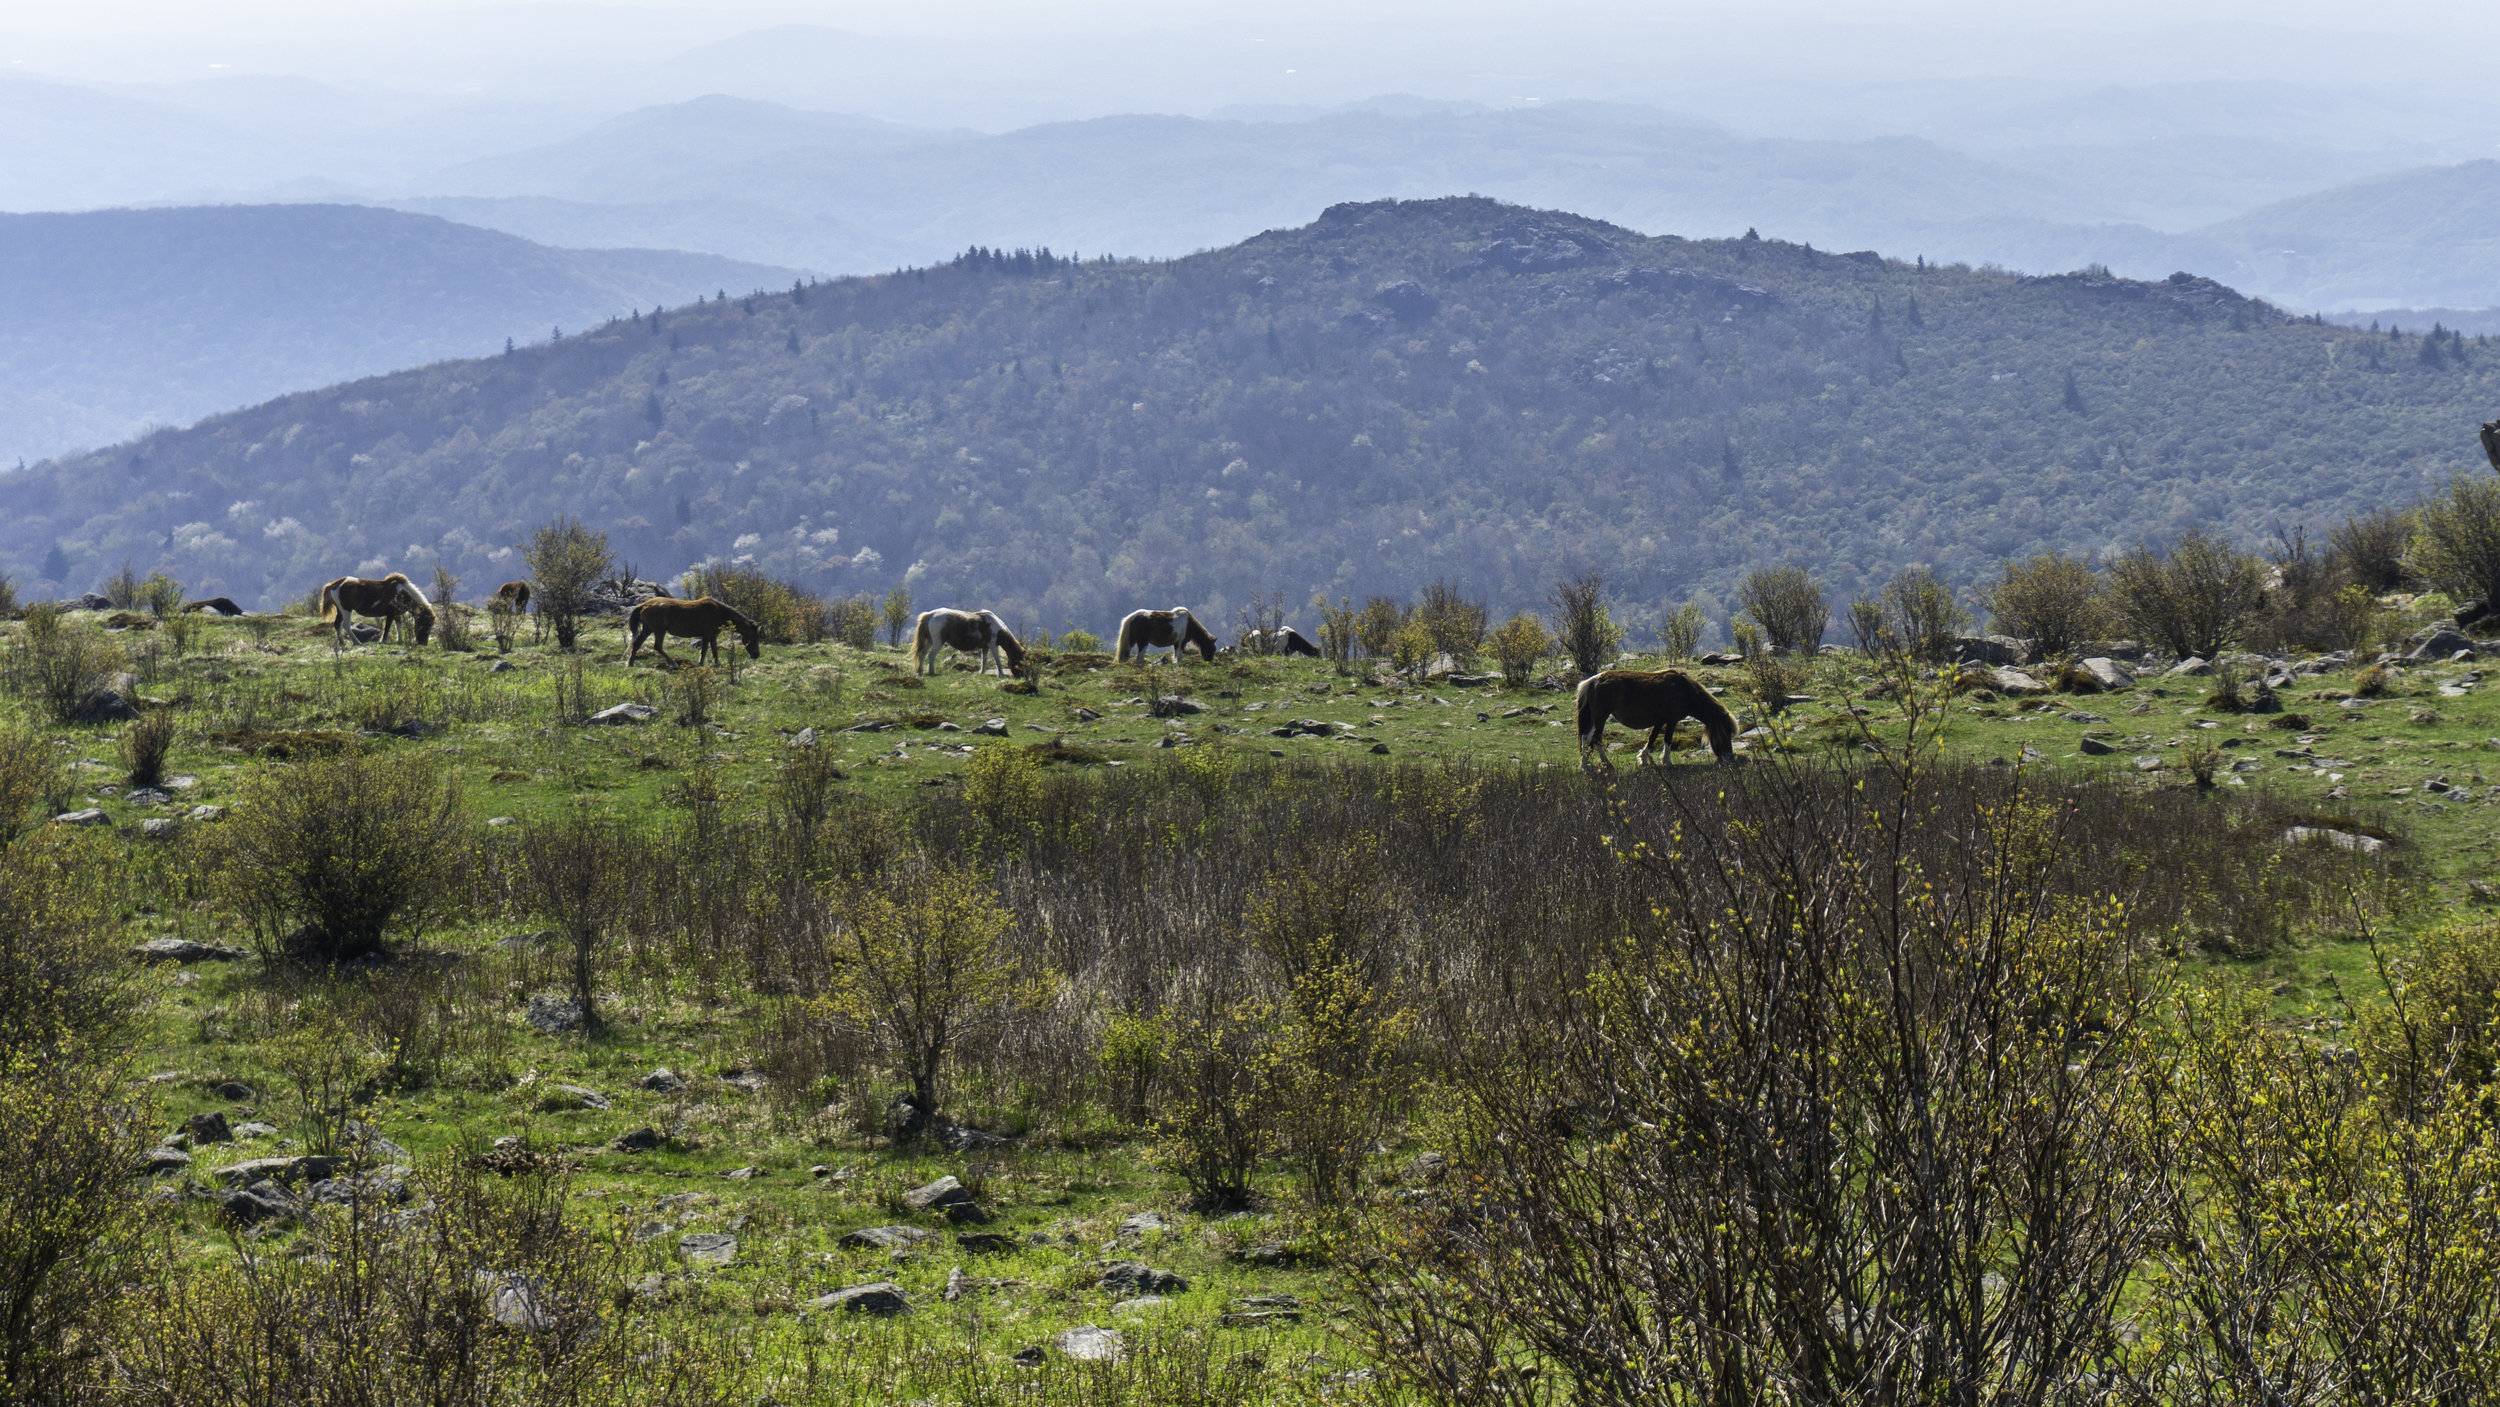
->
[[129, 938, 248, 962], [55, 808, 110, 827], [611, 1128, 664, 1153], [1096, 1261, 1188, 1294], [677, 1232, 738, 1266], [587, 702, 658, 725], [523, 994, 584, 1034], [2283, 826, 2385, 854], [811, 1282, 910, 1316], [1055, 1325, 1123, 1362], [136, 1147, 192, 1175], [840, 1225, 934, 1251], [638, 1068, 687, 1092]]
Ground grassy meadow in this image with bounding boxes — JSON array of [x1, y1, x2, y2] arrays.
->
[[2, 594, 2494, 1404]]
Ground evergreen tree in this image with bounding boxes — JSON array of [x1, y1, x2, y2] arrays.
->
[[41, 541, 68, 583], [2063, 369, 2087, 414]]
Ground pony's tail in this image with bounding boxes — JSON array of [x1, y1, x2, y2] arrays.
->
[[317, 577, 344, 623], [1114, 614, 1134, 661], [911, 612, 932, 670], [1574, 673, 1600, 749]]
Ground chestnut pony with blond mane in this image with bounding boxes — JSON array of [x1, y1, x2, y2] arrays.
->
[[1574, 668, 1737, 768], [318, 573, 433, 647]]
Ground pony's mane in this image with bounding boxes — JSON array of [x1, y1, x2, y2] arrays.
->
[[718, 601, 761, 633]]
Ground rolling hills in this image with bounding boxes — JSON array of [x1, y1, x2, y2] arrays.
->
[[0, 203, 797, 465], [6, 197, 2497, 634]]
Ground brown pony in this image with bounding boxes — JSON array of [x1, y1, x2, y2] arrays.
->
[[489, 581, 532, 612], [627, 596, 761, 666], [1575, 669, 1737, 768], [318, 573, 433, 647], [180, 597, 245, 616], [1115, 607, 1218, 663]]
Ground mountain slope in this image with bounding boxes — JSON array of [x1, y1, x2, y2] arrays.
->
[[2185, 161, 2500, 310], [6, 198, 2493, 627], [0, 204, 797, 464]]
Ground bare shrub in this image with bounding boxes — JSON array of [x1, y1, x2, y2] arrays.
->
[[2331, 504, 2416, 592], [1315, 595, 1359, 665], [214, 750, 468, 962], [515, 807, 640, 1031], [1233, 588, 1289, 651], [881, 583, 912, 647], [0, 1052, 152, 1404], [122, 707, 175, 788], [2109, 527, 2266, 660], [523, 516, 612, 650], [1735, 564, 1826, 653], [1979, 550, 2109, 657], [1157, 987, 1287, 1209], [101, 560, 141, 610], [117, 1141, 748, 1406], [1549, 571, 1625, 674]]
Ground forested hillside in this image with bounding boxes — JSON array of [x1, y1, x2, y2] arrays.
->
[[0, 204, 795, 464], [8, 196, 2497, 635]]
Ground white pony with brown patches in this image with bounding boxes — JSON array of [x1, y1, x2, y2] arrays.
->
[[912, 608, 1025, 676]]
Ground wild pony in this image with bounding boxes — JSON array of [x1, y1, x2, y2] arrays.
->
[[1116, 607, 1218, 663], [1575, 668, 1738, 768], [912, 608, 1025, 676], [318, 573, 434, 647], [627, 596, 761, 667], [489, 581, 532, 613], [180, 597, 245, 616], [1244, 625, 1322, 658]]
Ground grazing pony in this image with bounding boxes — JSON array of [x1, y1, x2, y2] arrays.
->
[[627, 596, 761, 667], [180, 597, 245, 616], [1574, 668, 1738, 768], [912, 608, 1025, 676], [318, 573, 434, 647], [1244, 625, 1322, 658], [1116, 607, 1218, 663], [489, 580, 532, 613]]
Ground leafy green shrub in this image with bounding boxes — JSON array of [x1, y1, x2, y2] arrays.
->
[[2331, 505, 2416, 591], [0, 1051, 151, 1404], [1415, 581, 1488, 667], [100, 560, 141, 610], [2364, 917, 2500, 1103], [2407, 475, 2500, 609], [825, 593, 878, 648], [2109, 527, 2266, 659], [1980, 549, 2109, 656], [682, 562, 823, 644], [140, 570, 182, 619], [1489, 613, 1550, 684], [524, 516, 612, 650], [5, 615, 122, 724], [1058, 627, 1104, 653], [214, 750, 468, 962], [1736, 564, 1826, 653], [1659, 600, 1705, 660], [1157, 992, 1287, 1209], [882, 584, 913, 647], [1097, 1009, 1172, 1126], [0, 729, 59, 850], [1389, 616, 1435, 674]]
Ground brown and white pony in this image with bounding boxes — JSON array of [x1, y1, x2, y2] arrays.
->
[[627, 596, 761, 667], [180, 597, 246, 616], [318, 573, 433, 647], [1574, 668, 1738, 768], [1116, 607, 1218, 663], [489, 580, 532, 613], [1243, 626, 1322, 657], [912, 608, 1025, 676]]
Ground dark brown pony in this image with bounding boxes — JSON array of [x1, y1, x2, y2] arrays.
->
[[180, 597, 245, 616], [489, 581, 532, 612], [318, 573, 433, 647], [1575, 668, 1737, 768], [1243, 626, 1322, 657], [627, 596, 761, 666], [1115, 607, 1218, 663]]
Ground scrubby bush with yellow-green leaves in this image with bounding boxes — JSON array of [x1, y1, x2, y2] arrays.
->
[[211, 748, 470, 963]]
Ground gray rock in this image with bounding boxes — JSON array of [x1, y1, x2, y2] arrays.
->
[[137, 1146, 193, 1175], [186, 804, 225, 823], [184, 1111, 233, 1144], [1953, 635, 2030, 667], [2134, 756, 2164, 771], [638, 1067, 687, 1092], [70, 690, 140, 724], [792, 727, 817, 748], [308, 1168, 412, 1206], [1073, 707, 1102, 721], [1983, 667, 2046, 696], [124, 787, 171, 807], [542, 1083, 609, 1110], [217, 1183, 301, 1227], [1153, 696, 1204, 715], [54, 808, 110, 827], [721, 1165, 766, 1181], [77, 592, 113, 610], [481, 1272, 555, 1331], [1096, 1260, 1189, 1294], [586, 702, 658, 725], [2079, 737, 2117, 756], [129, 937, 248, 962], [2284, 826, 2386, 854], [935, 721, 962, 732], [1055, 1325, 1124, 1362], [233, 1122, 279, 1140], [974, 717, 1009, 737], [812, 1281, 911, 1316], [840, 1224, 935, 1251], [1116, 1211, 1170, 1239], [2165, 657, 2215, 678], [213, 1155, 340, 1187], [611, 1127, 664, 1152], [2076, 657, 2135, 691], [211, 1081, 255, 1101], [901, 1175, 976, 1214], [677, 1232, 738, 1266], [2408, 629, 2475, 662], [139, 817, 179, 838], [956, 1232, 1018, 1255], [523, 993, 585, 1033]]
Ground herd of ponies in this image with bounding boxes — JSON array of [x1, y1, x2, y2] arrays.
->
[[296, 573, 1738, 768]]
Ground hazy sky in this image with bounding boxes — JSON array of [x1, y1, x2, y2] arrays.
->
[[10, 0, 2500, 98]]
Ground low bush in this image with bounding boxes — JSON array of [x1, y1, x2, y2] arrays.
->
[[0, 728, 60, 849], [212, 749, 469, 962], [5, 615, 122, 724], [1488, 613, 1550, 684], [121, 707, 175, 788], [1735, 564, 1826, 653]]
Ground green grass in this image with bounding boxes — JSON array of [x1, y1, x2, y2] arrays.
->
[[13, 605, 2486, 1397]]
